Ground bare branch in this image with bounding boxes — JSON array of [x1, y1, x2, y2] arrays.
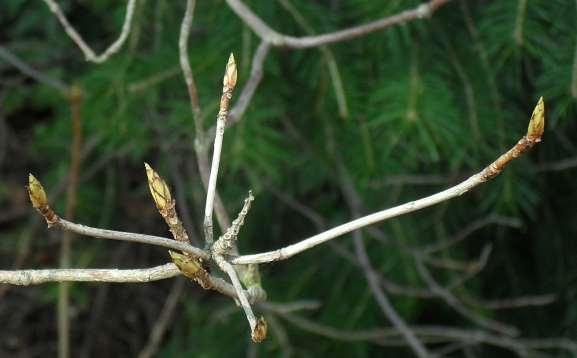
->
[[225, 0, 451, 48], [41, 0, 137, 63], [214, 254, 267, 342], [178, 0, 232, 235], [0, 263, 180, 285], [232, 98, 545, 265], [57, 218, 210, 260], [204, 54, 238, 246]]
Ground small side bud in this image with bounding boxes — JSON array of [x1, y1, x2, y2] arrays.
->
[[251, 316, 268, 343], [144, 163, 173, 212], [527, 97, 545, 141], [223, 53, 237, 90], [28, 174, 48, 209], [169, 251, 201, 278]]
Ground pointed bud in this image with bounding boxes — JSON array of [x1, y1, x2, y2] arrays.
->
[[251, 316, 268, 343], [144, 163, 172, 212], [527, 97, 545, 141], [223, 53, 237, 90], [28, 174, 48, 209]]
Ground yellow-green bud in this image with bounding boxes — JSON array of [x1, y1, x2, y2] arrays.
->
[[527, 97, 545, 140], [28, 174, 48, 209], [223, 53, 237, 90], [144, 163, 172, 212]]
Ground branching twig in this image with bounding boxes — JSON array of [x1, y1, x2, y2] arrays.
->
[[232, 98, 545, 265], [225, 0, 451, 48], [41, 0, 136, 63], [27, 174, 210, 259]]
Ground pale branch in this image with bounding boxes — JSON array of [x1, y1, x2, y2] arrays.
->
[[213, 191, 254, 255], [56, 218, 210, 260], [214, 254, 267, 342], [0, 263, 180, 285], [179, 0, 202, 125], [203, 54, 238, 246], [0, 262, 263, 304], [177, 0, 232, 236], [232, 98, 546, 265], [225, 0, 452, 49], [41, 0, 136, 63]]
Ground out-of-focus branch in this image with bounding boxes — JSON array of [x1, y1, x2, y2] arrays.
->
[[178, 0, 232, 236], [271, 310, 577, 356], [232, 98, 545, 265], [413, 254, 519, 337], [137, 278, 185, 358], [225, 0, 451, 49], [338, 163, 431, 358], [58, 84, 84, 358], [0, 45, 69, 92], [41, 0, 136, 63]]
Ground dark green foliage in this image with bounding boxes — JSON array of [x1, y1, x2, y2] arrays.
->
[[1, 0, 577, 356]]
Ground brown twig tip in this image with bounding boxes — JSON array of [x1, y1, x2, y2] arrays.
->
[[144, 163, 173, 212], [251, 316, 268, 343], [27, 174, 48, 209], [224, 53, 238, 90], [527, 97, 545, 141]]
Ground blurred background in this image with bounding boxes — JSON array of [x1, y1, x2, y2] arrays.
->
[[1, 0, 577, 356]]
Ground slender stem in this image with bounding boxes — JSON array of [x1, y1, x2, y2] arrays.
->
[[233, 126, 543, 265], [58, 85, 83, 358], [214, 255, 257, 332], [226, 0, 451, 48], [204, 55, 237, 245], [0, 263, 180, 285], [56, 218, 210, 260], [42, 0, 137, 63]]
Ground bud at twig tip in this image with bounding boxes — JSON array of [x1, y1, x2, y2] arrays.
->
[[527, 96, 545, 141], [223, 53, 237, 90], [28, 173, 48, 209], [144, 163, 172, 211], [251, 316, 268, 343]]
